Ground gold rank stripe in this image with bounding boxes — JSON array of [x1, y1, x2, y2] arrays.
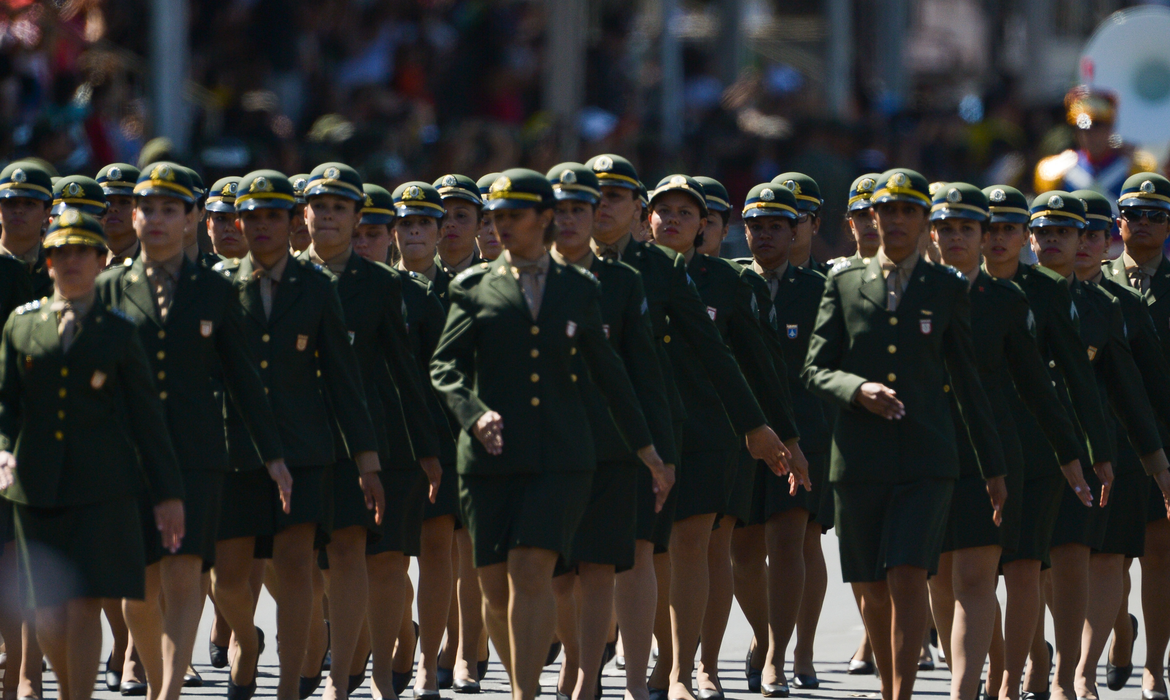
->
[[0, 181, 51, 196], [134, 180, 194, 199], [930, 202, 988, 216], [53, 197, 107, 209], [235, 192, 295, 205], [1030, 209, 1086, 224], [988, 205, 1030, 216], [44, 229, 105, 248], [487, 190, 543, 202], [743, 201, 797, 215], [873, 186, 931, 206], [595, 172, 640, 187], [1121, 191, 1170, 204], [847, 193, 873, 206]]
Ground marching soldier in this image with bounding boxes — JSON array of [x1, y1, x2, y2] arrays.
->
[[206, 177, 247, 260], [50, 176, 107, 221], [693, 177, 730, 256], [0, 209, 185, 700], [844, 174, 880, 260], [802, 168, 1007, 700], [434, 174, 484, 274], [354, 184, 395, 265], [0, 161, 54, 298], [474, 173, 503, 262], [96, 164, 142, 267], [772, 173, 828, 274]]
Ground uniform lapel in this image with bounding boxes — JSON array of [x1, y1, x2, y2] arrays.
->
[[268, 259, 304, 325], [537, 259, 569, 322], [339, 254, 365, 302], [858, 256, 888, 310], [235, 256, 268, 327], [30, 307, 61, 355], [895, 257, 930, 315], [1148, 256, 1170, 305], [167, 257, 201, 323], [485, 257, 532, 320], [1102, 257, 1128, 286], [121, 258, 162, 326]]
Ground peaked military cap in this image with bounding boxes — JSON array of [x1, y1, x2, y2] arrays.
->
[[477, 172, 501, 199], [291, 174, 310, 205], [434, 174, 483, 206], [694, 176, 731, 213], [0, 161, 53, 202], [183, 166, 206, 203], [305, 162, 364, 202], [1071, 189, 1116, 232], [649, 174, 709, 218], [134, 161, 196, 204], [771, 172, 822, 212], [483, 169, 555, 211], [44, 208, 106, 250], [848, 173, 880, 211], [361, 184, 395, 225], [929, 182, 988, 222], [584, 154, 640, 190], [1030, 191, 1087, 229], [872, 168, 931, 208], [546, 163, 601, 204], [95, 163, 139, 197], [1118, 172, 1170, 212], [205, 177, 242, 213], [235, 170, 296, 211], [742, 183, 798, 220], [638, 182, 649, 208], [982, 185, 1030, 224], [393, 182, 446, 218], [51, 176, 107, 216]]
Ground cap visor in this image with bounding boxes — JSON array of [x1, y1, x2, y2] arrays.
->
[[52, 202, 106, 217], [1119, 197, 1170, 211], [930, 209, 986, 222], [395, 206, 442, 219], [597, 180, 639, 190], [236, 198, 294, 211], [1084, 220, 1113, 232], [483, 198, 539, 211], [440, 191, 484, 206], [135, 187, 194, 204], [553, 190, 599, 204], [873, 194, 928, 208], [793, 200, 820, 212], [100, 186, 135, 197], [743, 208, 796, 220], [988, 212, 1029, 224], [204, 201, 238, 213], [705, 202, 730, 213], [305, 185, 363, 201], [1030, 216, 1085, 229], [360, 213, 394, 225], [848, 200, 873, 212], [0, 188, 51, 202]]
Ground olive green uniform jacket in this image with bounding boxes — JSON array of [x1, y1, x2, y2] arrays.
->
[[0, 300, 184, 507], [401, 271, 457, 467], [0, 257, 32, 326], [802, 256, 1006, 483], [431, 256, 653, 475]]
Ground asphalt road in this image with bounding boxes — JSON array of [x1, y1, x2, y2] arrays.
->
[[26, 531, 1154, 699]]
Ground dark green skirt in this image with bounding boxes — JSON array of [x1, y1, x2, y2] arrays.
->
[[568, 460, 638, 572], [748, 452, 824, 526], [459, 471, 592, 568], [218, 466, 332, 542], [366, 469, 428, 557], [1148, 481, 1169, 523], [142, 470, 223, 569], [675, 448, 739, 522], [0, 499, 13, 546], [942, 469, 1023, 555], [423, 460, 461, 527], [1050, 464, 1108, 551], [834, 479, 954, 583], [1001, 474, 1065, 567], [723, 448, 756, 524], [1099, 470, 1148, 558], [636, 459, 677, 554], [15, 495, 145, 607]]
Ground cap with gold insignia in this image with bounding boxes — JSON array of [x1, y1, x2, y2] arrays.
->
[[638, 182, 649, 208], [982, 185, 1030, 224], [771, 172, 822, 212], [483, 169, 555, 211], [134, 161, 196, 204], [361, 184, 395, 225], [546, 163, 601, 205], [0, 161, 53, 202], [1118, 172, 1170, 212], [871, 168, 931, 208], [51, 176, 108, 216], [305, 162, 364, 202], [742, 182, 798, 220], [433, 174, 483, 206], [1071, 189, 1117, 232], [95, 163, 140, 197], [291, 174, 310, 205], [393, 181, 446, 218], [848, 173, 879, 212], [1029, 191, 1086, 229], [693, 176, 731, 215], [1065, 85, 1117, 130], [649, 174, 709, 218], [584, 154, 640, 190], [205, 177, 242, 213], [477, 172, 501, 199], [929, 183, 987, 222], [182, 166, 206, 205], [44, 208, 106, 250], [235, 170, 296, 211]]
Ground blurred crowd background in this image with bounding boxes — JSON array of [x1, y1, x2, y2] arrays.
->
[[0, 0, 1158, 258]]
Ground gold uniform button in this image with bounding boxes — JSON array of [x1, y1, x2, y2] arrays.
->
[[262, 334, 271, 343], [317, 370, 322, 377], [570, 347, 577, 355], [530, 397, 540, 406], [571, 374, 578, 382], [664, 335, 672, 343], [60, 367, 68, 377], [264, 387, 270, 395], [57, 410, 65, 420], [889, 317, 898, 326], [159, 391, 168, 400], [58, 388, 66, 398], [157, 371, 166, 381], [530, 326, 540, 335], [943, 385, 951, 393], [156, 351, 165, 360], [530, 349, 539, 358], [54, 431, 63, 441], [260, 360, 269, 369], [157, 330, 166, 339], [1049, 360, 1056, 368], [887, 373, 897, 382], [530, 373, 539, 383], [887, 344, 897, 354]]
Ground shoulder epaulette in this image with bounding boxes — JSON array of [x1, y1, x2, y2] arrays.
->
[[454, 264, 489, 285], [792, 264, 827, 281], [829, 257, 860, 275], [15, 298, 44, 315]]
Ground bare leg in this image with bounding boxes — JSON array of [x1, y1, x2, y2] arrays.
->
[[948, 546, 1002, 700], [697, 516, 735, 695], [1073, 553, 1123, 699], [478, 563, 512, 682], [1142, 519, 1170, 695], [573, 563, 616, 700], [21, 620, 43, 698], [322, 526, 369, 700], [553, 573, 581, 696], [505, 547, 560, 700], [211, 537, 260, 687], [455, 529, 484, 683], [272, 524, 319, 700], [1048, 543, 1090, 700], [1000, 560, 1041, 700], [615, 541, 657, 700], [156, 555, 205, 700], [368, 551, 409, 700], [416, 516, 455, 693], [667, 513, 717, 700], [646, 552, 672, 691], [927, 552, 956, 671], [988, 603, 1005, 699], [301, 565, 328, 679], [853, 581, 894, 699], [793, 522, 827, 678], [392, 579, 416, 675], [0, 549, 24, 699], [438, 538, 459, 672], [1021, 572, 1052, 695], [885, 566, 931, 700], [730, 525, 767, 678], [763, 509, 809, 687], [122, 563, 165, 700], [33, 606, 69, 700]]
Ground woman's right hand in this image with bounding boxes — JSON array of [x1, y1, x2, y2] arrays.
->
[[474, 411, 505, 455], [0, 451, 14, 490], [1058, 459, 1093, 507]]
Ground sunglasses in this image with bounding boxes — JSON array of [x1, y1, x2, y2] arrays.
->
[[1121, 209, 1169, 224]]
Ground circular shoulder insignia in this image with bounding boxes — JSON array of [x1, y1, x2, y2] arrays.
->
[[65, 182, 82, 197], [946, 187, 962, 203], [560, 170, 577, 185], [990, 188, 1006, 203], [108, 166, 122, 181], [1141, 180, 1156, 194], [760, 188, 775, 202], [12, 168, 26, 183], [859, 177, 875, 192], [593, 156, 613, 172], [1048, 194, 1064, 209], [890, 172, 907, 187], [61, 209, 82, 226], [442, 174, 458, 188], [490, 176, 512, 193], [405, 185, 422, 200], [782, 179, 799, 194], [152, 164, 173, 181], [670, 175, 687, 186], [324, 166, 341, 180], [226, 182, 238, 195]]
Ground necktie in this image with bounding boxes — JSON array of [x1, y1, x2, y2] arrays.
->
[[1128, 266, 1150, 294], [883, 260, 909, 312], [145, 264, 175, 321], [513, 262, 546, 318], [597, 244, 620, 261], [58, 304, 77, 353], [256, 270, 277, 319], [760, 267, 780, 300]]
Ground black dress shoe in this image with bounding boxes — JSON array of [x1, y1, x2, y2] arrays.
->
[[477, 659, 488, 680], [546, 641, 562, 666], [413, 690, 442, 700], [1106, 614, 1139, 691], [209, 639, 229, 669], [453, 678, 481, 694], [1141, 691, 1169, 700], [105, 651, 123, 692], [697, 690, 724, 700], [257, 627, 266, 655], [183, 667, 203, 688], [120, 680, 148, 696], [745, 647, 762, 694], [1020, 693, 1051, 700], [648, 687, 668, 700], [393, 672, 411, 696], [298, 674, 323, 700], [762, 683, 790, 698], [847, 659, 874, 675], [350, 650, 372, 693], [791, 674, 820, 690], [438, 666, 455, 689], [227, 671, 257, 700], [614, 656, 625, 671]]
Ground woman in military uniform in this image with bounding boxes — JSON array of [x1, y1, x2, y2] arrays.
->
[[474, 173, 503, 262], [353, 184, 395, 264], [206, 177, 246, 260], [0, 209, 185, 700], [924, 183, 1084, 700], [96, 163, 142, 268], [431, 168, 667, 700], [647, 174, 804, 700]]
